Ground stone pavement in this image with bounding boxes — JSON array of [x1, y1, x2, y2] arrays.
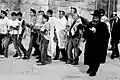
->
[[0, 55, 120, 80], [0, 36, 120, 80]]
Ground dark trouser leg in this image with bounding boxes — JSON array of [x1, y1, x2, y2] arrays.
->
[[27, 32, 34, 57], [60, 48, 68, 61], [53, 43, 60, 60], [32, 33, 39, 56], [66, 39, 73, 64], [3, 36, 11, 57], [0, 34, 5, 55], [18, 35, 26, 55], [12, 35, 21, 56], [41, 38, 49, 63], [111, 40, 119, 59], [71, 38, 82, 65], [89, 63, 100, 76]]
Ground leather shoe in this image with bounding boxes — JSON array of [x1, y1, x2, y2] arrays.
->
[[89, 72, 96, 77]]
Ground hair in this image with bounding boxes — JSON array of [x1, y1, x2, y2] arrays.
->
[[99, 9, 105, 15], [11, 12, 17, 16], [38, 10, 44, 14], [59, 10, 65, 15], [71, 7, 77, 13], [1, 10, 7, 16], [30, 8, 36, 15], [17, 12, 23, 17], [47, 10, 53, 15], [42, 14, 49, 21]]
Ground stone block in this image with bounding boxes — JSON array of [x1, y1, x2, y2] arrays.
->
[[10, 59, 33, 74], [0, 58, 12, 73]]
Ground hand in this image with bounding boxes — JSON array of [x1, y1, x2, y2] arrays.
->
[[90, 27, 96, 33]]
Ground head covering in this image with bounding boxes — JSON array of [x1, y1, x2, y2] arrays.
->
[[1, 10, 7, 16], [17, 12, 23, 16], [30, 8, 36, 14], [111, 12, 117, 17], [91, 10, 101, 17], [99, 9, 105, 16]]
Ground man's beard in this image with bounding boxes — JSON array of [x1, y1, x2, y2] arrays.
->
[[92, 20, 99, 25]]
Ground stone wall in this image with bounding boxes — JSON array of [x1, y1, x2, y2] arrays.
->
[[0, 0, 96, 21], [117, 0, 120, 17], [49, 0, 95, 21]]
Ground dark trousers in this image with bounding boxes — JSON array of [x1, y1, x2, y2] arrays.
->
[[54, 42, 68, 61], [6, 34, 21, 56], [111, 40, 119, 57], [67, 38, 81, 60], [27, 32, 40, 57], [17, 34, 26, 55], [0, 34, 7, 55], [39, 36, 49, 63]]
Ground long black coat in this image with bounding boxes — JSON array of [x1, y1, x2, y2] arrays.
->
[[110, 18, 120, 41], [84, 21, 110, 65]]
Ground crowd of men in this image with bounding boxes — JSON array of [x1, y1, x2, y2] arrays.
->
[[0, 7, 120, 77]]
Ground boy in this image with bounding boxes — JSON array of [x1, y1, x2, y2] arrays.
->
[[37, 14, 50, 65]]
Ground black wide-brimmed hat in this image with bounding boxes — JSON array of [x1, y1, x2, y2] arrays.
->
[[91, 10, 101, 17]]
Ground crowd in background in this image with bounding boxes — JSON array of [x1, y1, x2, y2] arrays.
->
[[0, 7, 120, 77]]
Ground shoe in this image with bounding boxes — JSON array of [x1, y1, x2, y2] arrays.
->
[[37, 62, 47, 66], [87, 69, 92, 74], [110, 55, 115, 59], [53, 58, 59, 60], [66, 59, 73, 64], [22, 56, 29, 60], [89, 72, 96, 77], [36, 56, 40, 59], [41, 62, 47, 65], [71, 58, 79, 65], [16, 56, 22, 59], [13, 53, 18, 57], [0, 55, 5, 58], [36, 59, 41, 63], [32, 53, 38, 56], [59, 58, 65, 61], [46, 58, 52, 64]]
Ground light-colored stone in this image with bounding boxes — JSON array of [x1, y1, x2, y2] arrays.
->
[[0, 58, 12, 73]]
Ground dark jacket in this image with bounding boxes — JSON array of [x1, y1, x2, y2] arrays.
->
[[84, 21, 110, 65], [110, 18, 120, 41]]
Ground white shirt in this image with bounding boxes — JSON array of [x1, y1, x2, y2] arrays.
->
[[59, 16, 67, 29], [8, 19, 19, 34], [101, 15, 110, 33], [17, 19, 25, 34], [0, 17, 9, 34]]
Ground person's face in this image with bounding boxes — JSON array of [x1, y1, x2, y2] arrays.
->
[[1, 12, 5, 18], [101, 13, 104, 16], [12, 15, 16, 20], [92, 16, 99, 22], [46, 12, 51, 17], [112, 14, 117, 20], [73, 14, 79, 21], [30, 11, 34, 16], [17, 15, 22, 20], [42, 17, 47, 23], [71, 8, 75, 14], [59, 11, 64, 19]]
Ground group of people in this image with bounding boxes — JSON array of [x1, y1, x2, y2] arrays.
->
[[0, 7, 120, 77]]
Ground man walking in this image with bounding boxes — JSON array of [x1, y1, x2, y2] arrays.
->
[[83, 10, 110, 76]]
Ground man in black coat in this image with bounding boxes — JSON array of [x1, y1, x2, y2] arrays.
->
[[83, 10, 110, 77], [109, 12, 120, 59]]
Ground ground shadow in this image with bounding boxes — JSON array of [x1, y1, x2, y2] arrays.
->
[[73, 62, 88, 74]]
